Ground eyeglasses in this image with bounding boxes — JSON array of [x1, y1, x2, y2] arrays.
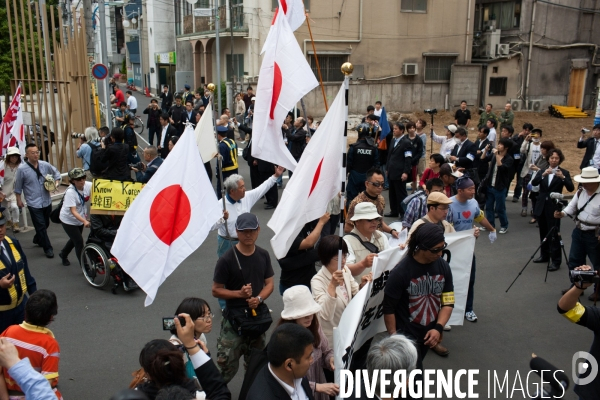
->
[[27, 151, 40, 155], [196, 313, 214, 322], [426, 243, 448, 253], [367, 181, 384, 188], [367, 218, 382, 223], [434, 205, 449, 211]]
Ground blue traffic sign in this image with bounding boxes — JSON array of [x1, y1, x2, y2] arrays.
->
[[92, 63, 109, 80]]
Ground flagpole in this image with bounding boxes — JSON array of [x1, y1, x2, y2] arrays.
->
[[304, 12, 328, 111], [337, 63, 352, 271]]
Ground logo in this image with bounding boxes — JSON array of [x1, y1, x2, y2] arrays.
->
[[572, 351, 598, 386]]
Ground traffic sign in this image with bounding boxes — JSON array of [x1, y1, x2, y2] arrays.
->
[[91, 63, 109, 80]]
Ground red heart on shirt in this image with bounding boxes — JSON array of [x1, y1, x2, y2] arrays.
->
[[462, 211, 472, 219]]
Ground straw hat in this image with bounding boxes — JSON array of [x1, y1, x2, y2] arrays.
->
[[574, 167, 600, 183], [280, 286, 321, 320]]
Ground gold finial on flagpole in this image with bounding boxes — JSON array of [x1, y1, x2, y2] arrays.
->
[[341, 62, 354, 76], [207, 83, 216, 92]]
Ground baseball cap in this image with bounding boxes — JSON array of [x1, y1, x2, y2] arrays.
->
[[236, 213, 259, 230], [439, 163, 463, 178], [445, 124, 458, 134], [427, 192, 453, 205]]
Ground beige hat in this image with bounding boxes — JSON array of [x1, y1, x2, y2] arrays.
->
[[427, 192, 453, 205], [574, 167, 600, 183], [281, 285, 321, 320], [350, 202, 381, 221], [6, 147, 21, 157]]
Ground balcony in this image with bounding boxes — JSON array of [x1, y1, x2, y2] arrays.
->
[[179, 5, 247, 38]]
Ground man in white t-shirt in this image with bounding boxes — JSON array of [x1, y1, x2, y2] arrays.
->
[[373, 101, 383, 117], [125, 91, 138, 115]]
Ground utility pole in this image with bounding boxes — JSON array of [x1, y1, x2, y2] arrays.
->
[[229, 0, 235, 114], [83, 0, 95, 55], [138, 6, 144, 90], [99, 0, 112, 130], [215, 3, 221, 116]]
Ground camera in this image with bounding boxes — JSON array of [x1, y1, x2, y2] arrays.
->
[[129, 162, 144, 170], [71, 133, 85, 139], [582, 128, 590, 134], [570, 270, 600, 284], [162, 316, 186, 331], [424, 108, 437, 115]]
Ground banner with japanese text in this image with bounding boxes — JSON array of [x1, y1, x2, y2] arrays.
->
[[90, 179, 145, 214]]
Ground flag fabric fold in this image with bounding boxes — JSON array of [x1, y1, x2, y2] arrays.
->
[[111, 125, 221, 306], [379, 107, 391, 140], [252, 2, 318, 172], [195, 100, 218, 163], [268, 81, 347, 259], [261, 0, 307, 54]]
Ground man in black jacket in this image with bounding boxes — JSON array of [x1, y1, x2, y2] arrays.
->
[[285, 117, 308, 163], [385, 122, 412, 218], [143, 99, 161, 146], [247, 323, 316, 400], [169, 95, 185, 134], [481, 137, 515, 234], [158, 113, 178, 159], [449, 127, 476, 170], [578, 124, 600, 170], [347, 129, 380, 207], [100, 128, 131, 181], [257, 158, 279, 209], [159, 85, 173, 112]]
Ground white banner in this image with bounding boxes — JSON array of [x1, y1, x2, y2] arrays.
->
[[334, 230, 475, 377]]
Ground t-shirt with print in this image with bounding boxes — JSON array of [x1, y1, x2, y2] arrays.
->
[[213, 245, 274, 309], [383, 255, 453, 343], [447, 196, 481, 232], [59, 182, 92, 226]]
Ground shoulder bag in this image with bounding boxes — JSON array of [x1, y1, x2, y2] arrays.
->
[[344, 232, 380, 254]]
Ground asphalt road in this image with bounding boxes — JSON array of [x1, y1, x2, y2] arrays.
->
[[26, 88, 585, 398]]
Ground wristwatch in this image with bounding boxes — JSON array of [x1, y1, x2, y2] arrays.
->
[[257, 296, 263, 304]]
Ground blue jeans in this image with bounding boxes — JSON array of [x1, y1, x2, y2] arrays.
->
[[465, 255, 476, 313], [28, 205, 52, 251], [568, 228, 600, 284], [485, 187, 508, 229], [217, 236, 239, 310]]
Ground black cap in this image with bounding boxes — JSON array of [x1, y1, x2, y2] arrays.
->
[[235, 213, 259, 230]]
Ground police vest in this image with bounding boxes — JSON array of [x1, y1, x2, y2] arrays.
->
[[0, 238, 28, 311], [222, 138, 239, 172], [350, 141, 377, 173]]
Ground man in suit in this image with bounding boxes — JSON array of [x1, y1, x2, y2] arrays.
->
[[0, 207, 37, 333], [578, 124, 600, 170], [133, 146, 163, 183], [158, 113, 177, 159], [181, 100, 199, 129], [159, 85, 173, 112], [448, 127, 476, 170], [531, 148, 574, 271], [385, 122, 413, 218], [168, 95, 185, 134], [247, 323, 315, 400]]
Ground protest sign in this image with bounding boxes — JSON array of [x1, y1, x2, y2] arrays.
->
[[90, 179, 145, 214]]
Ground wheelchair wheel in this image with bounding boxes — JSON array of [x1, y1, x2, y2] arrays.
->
[[81, 243, 111, 288]]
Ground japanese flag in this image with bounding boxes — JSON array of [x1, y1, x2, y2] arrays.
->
[[112, 125, 222, 306], [261, 0, 307, 54]]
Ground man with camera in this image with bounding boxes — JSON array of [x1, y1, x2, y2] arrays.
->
[[578, 124, 600, 170], [132, 146, 163, 184], [555, 166, 600, 299], [557, 265, 600, 399], [143, 99, 161, 146]]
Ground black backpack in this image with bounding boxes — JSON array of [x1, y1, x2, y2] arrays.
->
[[88, 141, 107, 176]]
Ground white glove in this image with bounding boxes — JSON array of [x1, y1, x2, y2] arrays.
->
[[489, 231, 497, 244]]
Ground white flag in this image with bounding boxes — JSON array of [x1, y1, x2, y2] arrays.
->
[[112, 126, 222, 306], [195, 101, 218, 163], [268, 81, 346, 259], [251, 1, 318, 172]]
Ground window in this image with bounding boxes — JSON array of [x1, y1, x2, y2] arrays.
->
[[272, 0, 310, 12], [309, 55, 347, 82], [401, 0, 427, 13], [424, 56, 455, 82], [483, 1, 521, 30], [489, 77, 507, 96], [226, 54, 244, 81]]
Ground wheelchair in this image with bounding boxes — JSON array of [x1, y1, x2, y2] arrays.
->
[[80, 237, 138, 294]]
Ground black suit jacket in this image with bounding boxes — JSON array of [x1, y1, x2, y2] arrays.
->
[[181, 110, 199, 127], [160, 91, 173, 110], [159, 124, 178, 158], [578, 137, 597, 170], [450, 139, 476, 169], [386, 136, 413, 180], [531, 167, 575, 218], [247, 364, 314, 400]]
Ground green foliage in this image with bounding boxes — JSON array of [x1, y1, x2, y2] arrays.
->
[[220, 81, 227, 111]]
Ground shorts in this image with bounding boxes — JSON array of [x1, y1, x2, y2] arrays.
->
[[418, 157, 426, 175]]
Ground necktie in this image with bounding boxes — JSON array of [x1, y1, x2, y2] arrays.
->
[[1, 245, 9, 264], [394, 138, 399, 148]]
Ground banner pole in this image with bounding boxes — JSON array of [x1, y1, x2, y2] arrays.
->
[[338, 64, 352, 271], [305, 12, 328, 112]]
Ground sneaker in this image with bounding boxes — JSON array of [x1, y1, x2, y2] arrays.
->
[[499, 227, 508, 234], [443, 324, 451, 331], [12, 222, 20, 233], [465, 311, 478, 322]]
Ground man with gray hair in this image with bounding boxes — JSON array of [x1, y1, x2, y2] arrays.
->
[[132, 146, 163, 183], [76, 127, 101, 181]]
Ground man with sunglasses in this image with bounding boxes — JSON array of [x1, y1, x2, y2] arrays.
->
[[345, 168, 398, 238], [344, 203, 390, 284], [447, 177, 496, 323]]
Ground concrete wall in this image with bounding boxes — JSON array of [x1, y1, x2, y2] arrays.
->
[[450, 64, 483, 107], [146, 0, 176, 92], [176, 41, 194, 73], [481, 57, 521, 108]]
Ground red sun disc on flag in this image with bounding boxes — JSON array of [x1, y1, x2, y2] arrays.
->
[[150, 185, 191, 245]]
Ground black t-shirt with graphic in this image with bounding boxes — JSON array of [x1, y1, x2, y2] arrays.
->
[[213, 245, 274, 309], [383, 255, 453, 343]]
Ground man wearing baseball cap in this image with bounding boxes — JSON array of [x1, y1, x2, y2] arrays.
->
[[439, 163, 463, 198], [0, 207, 37, 333], [212, 213, 274, 383], [407, 192, 455, 240]]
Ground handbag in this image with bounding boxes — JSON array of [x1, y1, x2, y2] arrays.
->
[[26, 161, 57, 192], [49, 198, 63, 224], [225, 303, 272, 339]]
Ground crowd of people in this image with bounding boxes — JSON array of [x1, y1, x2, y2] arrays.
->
[[1, 87, 600, 400]]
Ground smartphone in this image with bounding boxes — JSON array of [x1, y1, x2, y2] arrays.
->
[[162, 316, 185, 330]]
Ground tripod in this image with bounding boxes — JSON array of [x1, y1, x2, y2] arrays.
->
[[506, 221, 569, 292]]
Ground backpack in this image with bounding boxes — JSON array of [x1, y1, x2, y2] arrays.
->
[[88, 141, 107, 176]]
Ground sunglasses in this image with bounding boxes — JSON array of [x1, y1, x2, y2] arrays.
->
[[367, 218, 382, 223], [426, 243, 448, 253], [367, 181, 384, 188]]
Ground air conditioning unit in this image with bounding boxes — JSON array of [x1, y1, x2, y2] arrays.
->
[[530, 99, 543, 112], [403, 63, 418, 76], [350, 65, 364, 80], [510, 99, 523, 111], [498, 43, 509, 56], [481, 30, 501, 58]]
